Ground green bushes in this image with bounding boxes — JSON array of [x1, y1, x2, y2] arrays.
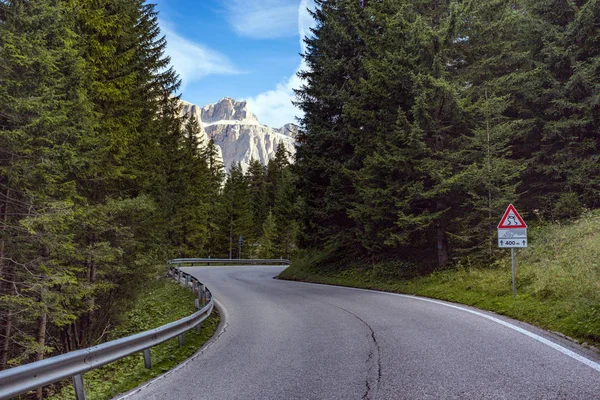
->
[[46, 277, 220, 400]]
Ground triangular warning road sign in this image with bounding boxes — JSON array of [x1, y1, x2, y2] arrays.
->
[[498, 204, 527, 229]]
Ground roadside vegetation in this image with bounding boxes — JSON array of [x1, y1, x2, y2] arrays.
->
[[280, 210, 600, 349], [46, 277, 220, 400], [283, 0, 600, 351], [293, 1, 599, 276], [0, 0, 294, 383]]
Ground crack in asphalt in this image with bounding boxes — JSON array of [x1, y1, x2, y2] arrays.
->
[[225, 278, 384, 399], [206, 321, 229, 351], [324, 302, 382, 400], [231, 275, 385, 399]]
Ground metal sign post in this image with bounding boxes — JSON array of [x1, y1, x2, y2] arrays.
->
[[498, 204, 527, 298], [511, 248, 516, 298]]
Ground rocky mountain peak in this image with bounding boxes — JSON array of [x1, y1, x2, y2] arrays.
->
[[179, 97, 297, 172], [277, 123, 299, 139], [200, 97, 259, 125]]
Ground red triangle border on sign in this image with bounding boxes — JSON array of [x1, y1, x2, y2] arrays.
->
[[497, 204, 527, 229]]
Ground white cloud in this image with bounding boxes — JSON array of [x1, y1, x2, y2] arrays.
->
[[246, 72, 302, 128], [161, 22, 241, 90], [224, 0, 299, 39], [245, 0, 316, 128], [298, 0, 316, 55]]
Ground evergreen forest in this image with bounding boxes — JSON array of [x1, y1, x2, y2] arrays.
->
[[1, 0, 600, 393], [295, 0, 599, 272], [0, 0, 296, 381]]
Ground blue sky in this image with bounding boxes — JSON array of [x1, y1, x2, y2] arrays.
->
[[154, 0, 315, 128]]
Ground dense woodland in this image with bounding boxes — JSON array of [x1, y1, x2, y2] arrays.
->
[[295, 0, 599, 271], [0, 0, 295, 384]]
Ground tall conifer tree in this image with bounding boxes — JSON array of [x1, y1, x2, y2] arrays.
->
[[295, 0, 369, 254]]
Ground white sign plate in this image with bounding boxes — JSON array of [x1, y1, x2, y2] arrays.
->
[[498, 228, 528, 248]]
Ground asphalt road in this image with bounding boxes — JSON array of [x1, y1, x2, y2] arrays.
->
[[120, 266, 600, 400]]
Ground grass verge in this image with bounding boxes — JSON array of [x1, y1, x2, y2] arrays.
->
[[47, 276, 220, 400], [280, 211, 600, 350]]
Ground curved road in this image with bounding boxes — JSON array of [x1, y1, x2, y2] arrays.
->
[[121, 266, 600, 400]]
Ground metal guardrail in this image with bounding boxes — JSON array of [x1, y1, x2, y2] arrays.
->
[[0, 265, 213, 400], [169, 258, 290, 265]]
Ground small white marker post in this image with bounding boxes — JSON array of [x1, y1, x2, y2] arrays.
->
[[497, 204, 528, 298]]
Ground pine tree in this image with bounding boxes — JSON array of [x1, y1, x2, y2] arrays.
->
[[127, 1, 183, 199], [297, 0, 534, 269], [0, 0, 94, 373], [202, 137, 226, 257], [265, 144, 291, 208], [258, 211, 277, 258], [557, 0, 600, 213], [174, 114, 211, 255], [528, 0, 600, 217], [219, 164, 254, 258], [273, 168, 299, 258], [343, 0, 422, 257], [0, 0, 230, 376], [450, 0, 531, 256], [295, 0, 369, 255], [344, 0, 473, 268], [246, 159, 268, 240]]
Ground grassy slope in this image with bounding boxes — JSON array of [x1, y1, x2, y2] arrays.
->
[[48, 276, 220, 400], [280, 211, 600, 349]]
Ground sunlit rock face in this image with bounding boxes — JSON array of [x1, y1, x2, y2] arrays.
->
[[180, 98, 297, 172]]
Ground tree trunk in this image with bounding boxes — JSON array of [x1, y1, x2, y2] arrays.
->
[[86, 257, 96, 342], [436, 221, 449, 268], [80, 255, 96, 347], [0, 247, 14, 370], [60, 328, 69, 353], [35, 314, 47, 360], [229, 214, 233, 259], [1, 310, 12, 370], [486, 87, 493, 257], [71, 322, 80, 350], [0, 188, 10, 369], [0, 237, 9, 369], [35, 312, 47, 400]]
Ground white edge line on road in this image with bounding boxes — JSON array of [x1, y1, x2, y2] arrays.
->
[[113, 299, 229, 400], [285, 279, 600, 374]]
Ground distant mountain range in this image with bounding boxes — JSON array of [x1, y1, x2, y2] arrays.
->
[[180, 98, 298, 172]]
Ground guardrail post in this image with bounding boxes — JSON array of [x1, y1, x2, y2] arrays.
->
[[178, 269, 182, 284], [143, 348, 152, 369], [185, 275, 190, 288], [201, 285, 206, 306], [73, 374, 86, 400], [178, 334, 184, 347]]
